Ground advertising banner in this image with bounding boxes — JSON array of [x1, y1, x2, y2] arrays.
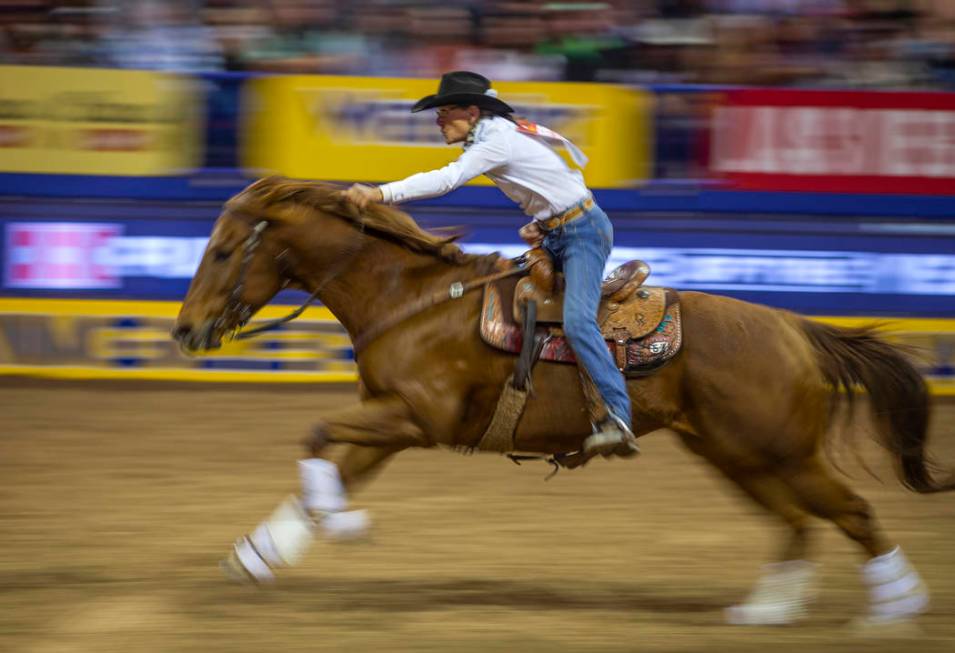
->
[[711, 88, 955, 194], [0, 299, 951, 394], [0, 299, 354, 382], [0, 66, 202, 176], [2, 215, 954, 316], [241, 75, 651, 188]]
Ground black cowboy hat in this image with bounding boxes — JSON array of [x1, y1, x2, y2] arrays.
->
[[411, 71, 514, 114]]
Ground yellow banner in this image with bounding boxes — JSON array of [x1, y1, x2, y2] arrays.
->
[[241, 75, 651, 188], [0, 66, 201, 175], [0, 299, 952, 393]]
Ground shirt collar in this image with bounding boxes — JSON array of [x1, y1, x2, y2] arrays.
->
[[463, 116, 500, 149]]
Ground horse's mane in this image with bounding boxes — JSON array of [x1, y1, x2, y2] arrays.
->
[[230, 176, 495, 268]]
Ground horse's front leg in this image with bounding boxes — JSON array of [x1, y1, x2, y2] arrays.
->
[[306, 395, 430, 454], [222, 397, 421, 584]]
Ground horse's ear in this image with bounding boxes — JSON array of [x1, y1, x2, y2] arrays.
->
[[223, 204, 275, 233], [243, 176, 302, 207], [431, 225, 466, 242], [242, 176, 280, 202]]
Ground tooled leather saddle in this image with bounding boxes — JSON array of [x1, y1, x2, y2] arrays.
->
[[480, 248, 683, 377]]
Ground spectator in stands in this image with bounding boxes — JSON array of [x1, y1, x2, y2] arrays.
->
[[0, 0, 953, 90], [103, 0, 224, 72], [235, 0, 368, 74]]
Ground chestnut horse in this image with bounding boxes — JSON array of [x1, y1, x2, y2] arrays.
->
[[174, 177, 952, 625]]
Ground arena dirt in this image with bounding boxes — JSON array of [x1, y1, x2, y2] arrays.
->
[[1, 380, 953, 653]]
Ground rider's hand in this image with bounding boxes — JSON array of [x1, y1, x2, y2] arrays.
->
[[519, 221, 544, 248], [341, 184, 383, 210]]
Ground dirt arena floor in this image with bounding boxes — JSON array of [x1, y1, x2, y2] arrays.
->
[[1, 380, 953, 653]]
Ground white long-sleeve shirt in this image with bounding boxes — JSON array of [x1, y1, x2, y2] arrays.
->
[[378, 116, 590, 221]]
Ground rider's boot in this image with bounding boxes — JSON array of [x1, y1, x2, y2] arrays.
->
[[576, 370, 639, 458], [583, 411, 640, 458]]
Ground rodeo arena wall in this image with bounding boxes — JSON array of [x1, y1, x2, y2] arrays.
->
[[0, 67, 953, 393]]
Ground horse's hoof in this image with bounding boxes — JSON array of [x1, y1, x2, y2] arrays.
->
[[847, 617, 925, 637], [849, 589, 929, 634], [724, 603, 807, 626], [220, 550, 257, 585], [220, 539, 275, 585]]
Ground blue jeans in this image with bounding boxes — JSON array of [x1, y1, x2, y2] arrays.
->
[[542, 203, 632, 428]]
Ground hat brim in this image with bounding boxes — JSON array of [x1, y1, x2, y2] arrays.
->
[[411, 92, 514, 114]]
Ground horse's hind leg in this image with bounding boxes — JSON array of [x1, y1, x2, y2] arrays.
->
[[678, 433, 818, 624], [782, 458, 930, 624], [721, 472, 818, 625]]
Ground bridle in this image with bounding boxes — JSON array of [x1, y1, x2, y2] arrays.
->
[[215, 220, 324, 342], [213, 221, 265, 336]]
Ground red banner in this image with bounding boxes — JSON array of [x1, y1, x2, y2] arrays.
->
[[711, 89, 955, 195]]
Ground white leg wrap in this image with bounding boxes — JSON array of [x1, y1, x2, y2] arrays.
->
[[222, 496, 316, 584], [320, 509, 370, 541], [299, 458, 348, 513], [232, 537, 276, 583], [861, 547, 929, 623], [725, 560, 816, 625], [254, 495, 315, 566]]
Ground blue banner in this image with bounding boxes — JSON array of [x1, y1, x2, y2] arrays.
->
[[2, 209, 953, 316]]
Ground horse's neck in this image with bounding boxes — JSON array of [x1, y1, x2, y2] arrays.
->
[[310, 239, 466, 340]]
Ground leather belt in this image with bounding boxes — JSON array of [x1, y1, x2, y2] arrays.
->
[[538, 196, 595, 232]]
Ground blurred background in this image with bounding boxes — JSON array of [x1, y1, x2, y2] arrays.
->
[[0, 0, 953, 385], [5, 0, 955, 85], [2, 4, 955, 652]]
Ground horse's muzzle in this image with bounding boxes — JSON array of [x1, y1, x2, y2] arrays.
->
[[171, 321, 221, 352]]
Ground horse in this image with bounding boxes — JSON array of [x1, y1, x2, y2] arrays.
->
[[173, 176, 953, 625]]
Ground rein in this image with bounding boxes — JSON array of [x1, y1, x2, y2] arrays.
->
[[235, 289, 320, 340], [226, 219, 355, 342], [351, 264, 524, 354]]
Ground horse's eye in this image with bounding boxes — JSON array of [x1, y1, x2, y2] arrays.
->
[[213, 249, 232, 262]]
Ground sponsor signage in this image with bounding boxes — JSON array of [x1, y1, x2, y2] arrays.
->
[[241, 75, 651, 188], [0, 299, 951, 393], [5, 223, 123, 289], [712, 88, 955, 194], [3, 219, 954, 315], [0, 65, 202, 175]]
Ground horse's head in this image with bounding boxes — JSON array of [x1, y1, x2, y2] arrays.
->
[[173, 175, 486, 353], [173, 204, 288, 353]]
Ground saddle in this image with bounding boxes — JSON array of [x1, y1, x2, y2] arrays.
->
[[480, 249, 683, 377], [514, 248, 653, 324], [473, 249, 683, 455]]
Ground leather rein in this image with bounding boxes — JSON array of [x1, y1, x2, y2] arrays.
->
[[349, 264, 524, 354], [224, 219, 526, 350]]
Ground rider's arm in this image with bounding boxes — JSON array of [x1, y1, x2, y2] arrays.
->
[[379, 134, 510, 204]]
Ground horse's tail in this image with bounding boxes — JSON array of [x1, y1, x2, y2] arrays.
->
[[798, 318, 955, 494]]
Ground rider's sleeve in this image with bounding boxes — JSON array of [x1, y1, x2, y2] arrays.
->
[[379, 133, 511, 204]]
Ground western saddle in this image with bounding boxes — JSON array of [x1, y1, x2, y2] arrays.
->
[[474, 247, 683, 455]]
